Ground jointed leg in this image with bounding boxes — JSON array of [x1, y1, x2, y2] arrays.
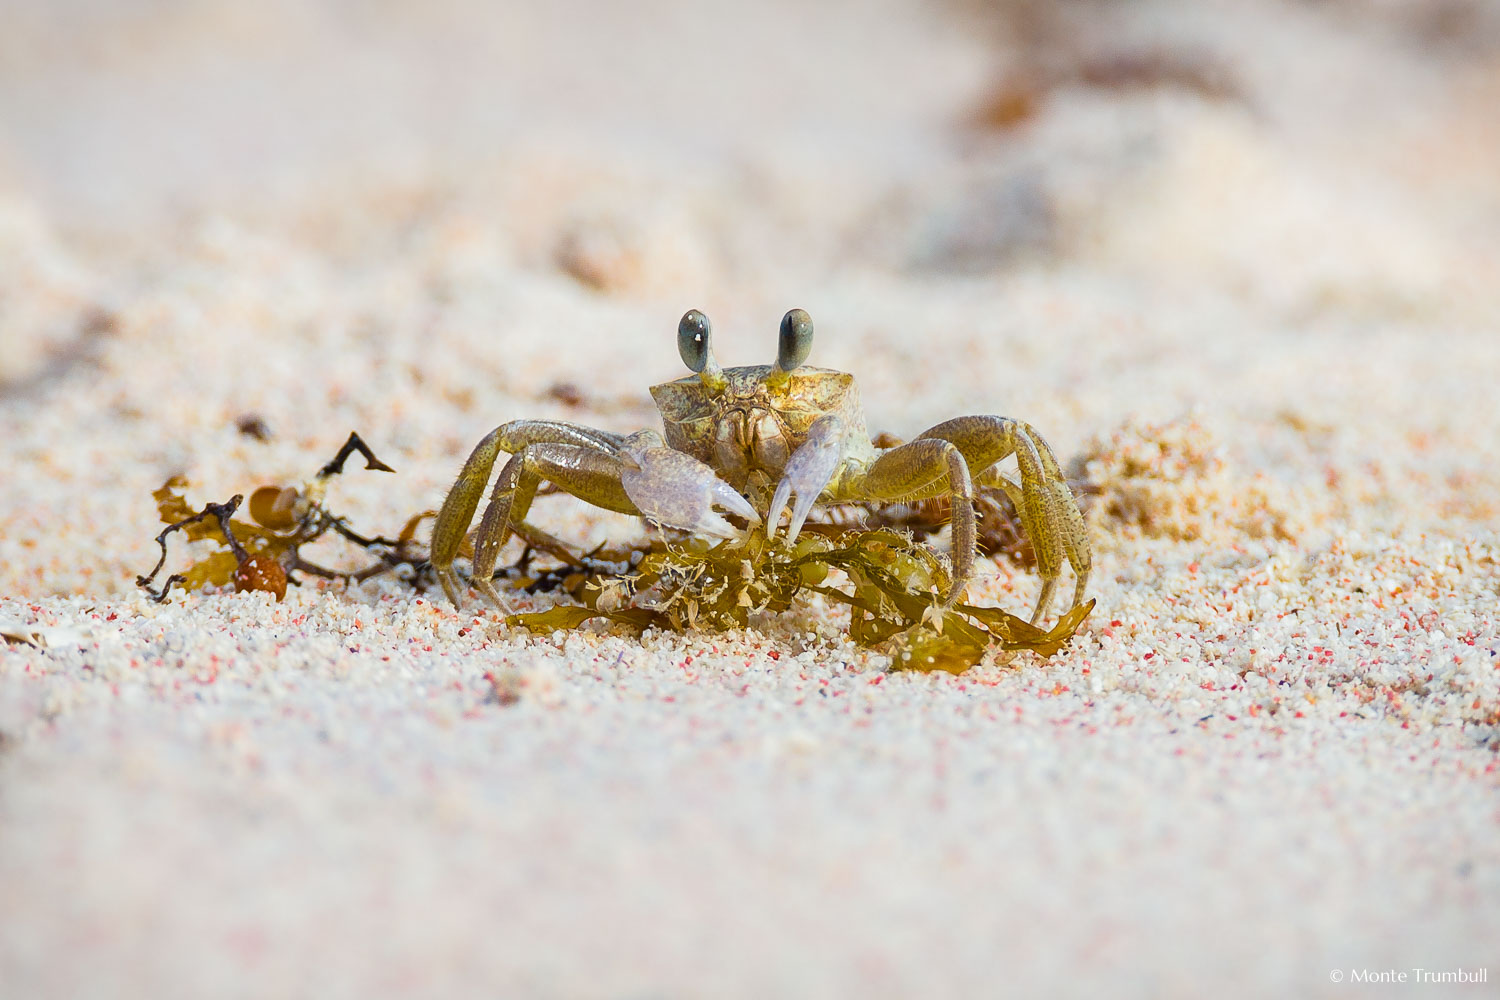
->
[[914, 416, 1091, 621], [836, 437, 977, 610], [431, 421, 757, 611], [468, 443, 642, 610], [466, 434, 758, 611], [430, 420, 625, 606]]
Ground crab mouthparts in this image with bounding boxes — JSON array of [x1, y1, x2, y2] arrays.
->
[[724, 408, 790, 473]]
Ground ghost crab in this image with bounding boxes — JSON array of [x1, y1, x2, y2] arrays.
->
[[430, 309, 1091, 623]]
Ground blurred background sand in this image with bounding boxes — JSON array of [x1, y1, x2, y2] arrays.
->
[[2, 1, 1498, 997]]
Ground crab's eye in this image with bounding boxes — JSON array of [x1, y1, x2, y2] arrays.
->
[[778, 309, 814, 371], [678, 309, 711, 373]]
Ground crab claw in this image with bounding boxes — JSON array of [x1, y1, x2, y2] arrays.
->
[[619, 431, 759, 539], [767, 415, 843, 544]]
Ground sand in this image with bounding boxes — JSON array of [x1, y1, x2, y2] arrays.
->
[[2, 1, 1498, 997]]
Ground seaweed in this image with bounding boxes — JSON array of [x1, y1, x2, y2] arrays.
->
[[503, 525, 1093, 673], [136, 432, 1093, 671], [137, 432, 429, 603]]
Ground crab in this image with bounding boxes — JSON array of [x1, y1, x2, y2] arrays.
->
[[429, 309, 1091, 623]]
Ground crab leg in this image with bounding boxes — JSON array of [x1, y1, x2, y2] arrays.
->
[[429, 420, 626, 607], [911, 416, 1091, 622], [467, 435, 756, 611], [464, 443, 647, 611], [431, 421, 758, 611], [834, 437, 978, 610]]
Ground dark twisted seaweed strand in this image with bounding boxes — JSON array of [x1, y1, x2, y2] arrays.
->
[[136, 495, 248, 603], [136, 432, 434, 602], [318, 431, 396, 478]]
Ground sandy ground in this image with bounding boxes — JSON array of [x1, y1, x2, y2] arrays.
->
[[2, 1, 1499, 996]]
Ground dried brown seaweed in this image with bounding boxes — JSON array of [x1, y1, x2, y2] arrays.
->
[[137, 432, 428, 602]]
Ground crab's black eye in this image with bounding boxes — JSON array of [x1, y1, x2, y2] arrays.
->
[[778, 308, 814, 371], [678, 309, 711, 373]]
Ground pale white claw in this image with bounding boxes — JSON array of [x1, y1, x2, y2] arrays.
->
[[711, 479, 760, 523], [766, 479, 793, 542], [693, 510, 740, 540], [619, 435, 755, 540], [785, 477, 828, 543], [770, 415, 844, 545]]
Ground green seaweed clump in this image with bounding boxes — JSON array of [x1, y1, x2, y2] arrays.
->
[[504, 526, 1093, 673]]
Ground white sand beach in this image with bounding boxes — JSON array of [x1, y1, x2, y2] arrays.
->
[[2, 1, 1498, 996]]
